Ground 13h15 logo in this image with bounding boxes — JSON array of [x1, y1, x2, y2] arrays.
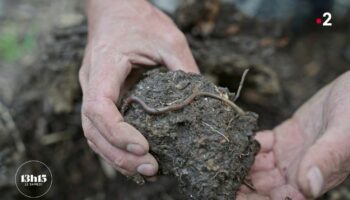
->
[[20, 174, 48, 186], [15, 160, 53, 198]]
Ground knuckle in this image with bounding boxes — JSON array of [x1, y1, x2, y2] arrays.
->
[[114, 155, 126, 168], [82, 101, 92, 115], [86, 141, 103, 157], [165, 31, 187, 47], [87, 140, 95, 150], [81, 117, 97, 142], [81, 120, 92, 139], [83, 96, 116, 118], [117, 168, 134, 176], [105, 132, 117, 145], [317, 142, 346, 173], [92, 41, 110, 54], [82, 129, 92, 141], [78, 68, 86, 83], [82, 99, 101, 117], [106, 123, 123, 145], [81, 125, 89, 136], [328, 147, 345, 168]]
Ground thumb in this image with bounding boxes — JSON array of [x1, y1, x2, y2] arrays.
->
[[297, 131, 350, 198], [160, 35, 200, 74], [162, 48, 200, 74]]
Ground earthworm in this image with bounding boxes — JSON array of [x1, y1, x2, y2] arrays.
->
[[122, 90, 245, 115], [122, 69, 249, 115]]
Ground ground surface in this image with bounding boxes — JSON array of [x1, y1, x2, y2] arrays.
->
[[0, 0, 349, 199]]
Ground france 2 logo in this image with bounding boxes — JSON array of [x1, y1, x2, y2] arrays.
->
[[315, 12, 332, 27]]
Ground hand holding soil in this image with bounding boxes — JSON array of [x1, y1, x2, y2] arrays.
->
[[79, 0, 199, 178], [238, 71, 350, 200]]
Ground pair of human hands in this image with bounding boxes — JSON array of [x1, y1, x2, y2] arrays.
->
[[79, 0, 350, 199]]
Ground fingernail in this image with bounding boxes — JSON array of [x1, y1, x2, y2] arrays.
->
[[137, 164, 156, 176], [307, 166, 323, 197], [126, 144, 146, 155]]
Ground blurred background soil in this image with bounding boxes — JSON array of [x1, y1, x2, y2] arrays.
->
[[0, 0, 349, 199]]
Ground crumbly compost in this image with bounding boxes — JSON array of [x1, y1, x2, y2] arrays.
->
[[122, 69, 260, 200]]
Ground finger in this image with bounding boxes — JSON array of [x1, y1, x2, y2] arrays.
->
[[236, 192, 248, 200], [84, 53, 149, 155], [255, 130, 275, 153], [160, 32, 200, 74], [87, 140, 133, 176], [251, 168, 286, 195], [83, 115, 126, 168], [250, 152, 275, 172], [83, 101, 149, 155], [246, 194, 270, 200], [89, 139, 158, 176], [127, 53, 159, 66], [239, 185, 253, 194], [87, 138, 133, 176], [88, 140, 132, 176], [238, 174, 254, 193], [270, 185, 306, 200], [237, 192, 270, 200], [83, 116, 158, 176], [297, 130, 350, 198]]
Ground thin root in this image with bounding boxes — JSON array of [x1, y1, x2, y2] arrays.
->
[[234, 68, 249, 101], [203, 122, 230, 142], [243, 180, 256, 191]]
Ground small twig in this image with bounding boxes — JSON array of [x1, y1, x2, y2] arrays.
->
[[122, 89, 245, 115], [210, 171, 221, 180], [243, 180, 256, 191], [40, 131, 73, 145], [225, 117, 235, 131], [234, 69, 249, 101], [203, 122, 230, 142]]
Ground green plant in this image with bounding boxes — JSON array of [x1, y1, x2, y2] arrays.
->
[[0, 26, 37, 62]]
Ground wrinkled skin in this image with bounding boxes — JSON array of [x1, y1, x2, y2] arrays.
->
[[79, 0, 199, 178], [79, 0, 350, 198], [238, 71, 350, 199]]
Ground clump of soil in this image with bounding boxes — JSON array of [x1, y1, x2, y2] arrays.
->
[[122, 69, 260, 199]]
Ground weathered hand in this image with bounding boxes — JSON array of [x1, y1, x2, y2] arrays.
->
[[238, 71, 350, 199], [79, 0, 199, 177]]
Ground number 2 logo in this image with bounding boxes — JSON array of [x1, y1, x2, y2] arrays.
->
[[322, 12, 332, 26]]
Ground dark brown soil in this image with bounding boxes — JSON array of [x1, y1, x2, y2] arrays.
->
[[122, 69, 260, 199]]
